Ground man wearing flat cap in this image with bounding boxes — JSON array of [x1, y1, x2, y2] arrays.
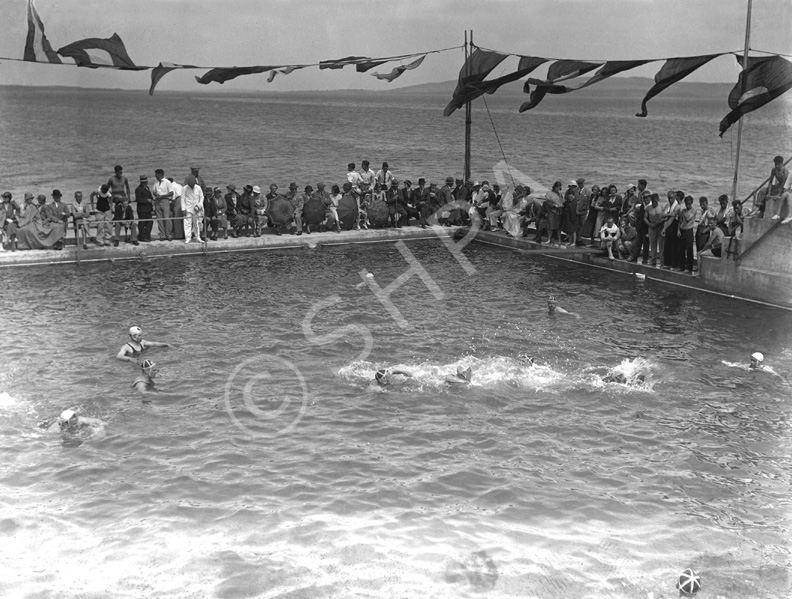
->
[[135, 175, 154, 242]]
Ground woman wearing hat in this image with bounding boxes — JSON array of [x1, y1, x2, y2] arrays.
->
[[16, 189, 68, 250]]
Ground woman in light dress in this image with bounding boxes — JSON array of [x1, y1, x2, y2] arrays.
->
[[501, 186, 532, 237]]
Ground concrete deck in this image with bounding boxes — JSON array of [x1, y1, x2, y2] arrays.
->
[[0, 226, 469, 268]]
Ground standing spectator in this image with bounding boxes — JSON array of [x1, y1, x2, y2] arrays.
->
[[91, 185, 114, 247], [543, 181, 564, 246], [660, 190, 682, 269], [755, 155, 788, 219], [212, 188, 229, 240], [113, 197, 138, 246], [152, 169, 174, 242], [562, 181, 579, 247], [644, 193, 665, 267], [629, 190, 651, 263], [181, 174, 204, 243], [203, 187, 219, 240], [135, 175, 154, 242], [385, 180, 400, 228], [677, 195, 696, 273], [728, 199, 744, 238], [695, 196, 715, 252], [225, 184, 241, 237], [71, 191, 92, 250], [168, 178, 185, 240], [574, 177, 590, 246], [376, 162, 394, 189], [1, 192, 19, 251], [359, 160, 376, 191], [107, 164, 131, 205], [346, 163, 362, 192], [190, 166, 207, 196], [714, 194, 732, 236]]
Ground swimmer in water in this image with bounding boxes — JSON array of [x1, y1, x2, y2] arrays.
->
[[374, 368, 414, 388], [445, 365, 473, 386], [116, 325, 171, 364], [748, 351, 783, 378], [43, 409, 105, 435], [132, 359, 159, 393], [603, 371, 646, 385], [547, 296, 580, 318]]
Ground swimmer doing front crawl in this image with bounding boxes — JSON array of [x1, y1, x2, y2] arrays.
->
[[374, 368, 414, 388], [42, 409, 105, 435], [116, 326, 171, 364]]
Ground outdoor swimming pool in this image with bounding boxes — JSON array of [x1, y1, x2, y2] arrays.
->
[[1, 239, 790, 598]]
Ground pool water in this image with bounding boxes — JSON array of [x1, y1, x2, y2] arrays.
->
[[1, 239, 790, 598]]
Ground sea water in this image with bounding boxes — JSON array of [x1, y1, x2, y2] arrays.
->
[[1, 241, 790, 598], [0, 85, 790, 200]]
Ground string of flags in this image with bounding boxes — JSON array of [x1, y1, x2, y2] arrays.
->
[[18, 0, 444, 94], [12, 0, 792, 135], [445, 46, 792, 135]]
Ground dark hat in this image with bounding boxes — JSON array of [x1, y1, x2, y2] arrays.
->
[[305, 185, 313, 192], [243, 184, 253, 193], [289, 182, 298, 190], [226, 184, 236, 191], [576, 177, 585, 185], [391, 179, 399, 186], [1, 191, 11, 199], [317, 182, 325, 188], [190, 166, 200, 171], [52, 189, 62, 197], [418, 178, 426, 185], [343, 182, 352, 191], [404, 179, 412, 186], [455, 178, 463, 183], [445, 176, 454, 184], [24, 192, 34, 201], [139, 175, 148, 182]]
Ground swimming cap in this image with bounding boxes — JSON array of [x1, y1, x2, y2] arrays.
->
[[548, 296, 556, 302], [141, 359, 156, 371], [375, 369, 386, 382], [129, 326, 142, 336], [751, 352, 764, 362], [59, 409, 76, 422]]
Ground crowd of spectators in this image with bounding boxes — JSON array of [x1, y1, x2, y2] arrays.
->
[[1, 158, 788, 266]]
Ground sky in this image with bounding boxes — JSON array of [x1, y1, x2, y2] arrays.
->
[[0, 0, 791, 92]]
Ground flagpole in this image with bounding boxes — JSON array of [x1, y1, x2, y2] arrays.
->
[[464, 30, 472, 183], [731, 0, 753, 203]]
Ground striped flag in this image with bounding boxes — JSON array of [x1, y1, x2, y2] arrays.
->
[[57, 33, 144, 70], [23, 0, 62, 63]]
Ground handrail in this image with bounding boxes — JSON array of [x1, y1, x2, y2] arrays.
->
[[735, 219, 782, 263], [739, 155, 792, 206]]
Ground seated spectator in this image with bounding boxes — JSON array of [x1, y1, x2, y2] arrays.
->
[[113, 196, 139, 246], [617, 216, 636, 259], [755, 155, 788, 219], [16, 190, 67, 250], [728, 199, 744, 239], [695, 220, 725, 274], [599, 214, 620, 260], [714, 194, 732, 236]]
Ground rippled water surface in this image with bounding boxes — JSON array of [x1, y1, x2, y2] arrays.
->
[[1, 241, 791, 598]]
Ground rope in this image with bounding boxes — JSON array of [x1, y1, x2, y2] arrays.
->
[[481, 95, 515, 187]]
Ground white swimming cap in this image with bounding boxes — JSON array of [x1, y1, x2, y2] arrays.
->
[[59, 409, 76, 422], [751, 352, 764, 362], [129, 326, 142, 336]]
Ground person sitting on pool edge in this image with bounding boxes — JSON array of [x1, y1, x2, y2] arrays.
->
[[133, 359, 159, 393], [374, 368, 414, 388], [116, 326, 171, 364]]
